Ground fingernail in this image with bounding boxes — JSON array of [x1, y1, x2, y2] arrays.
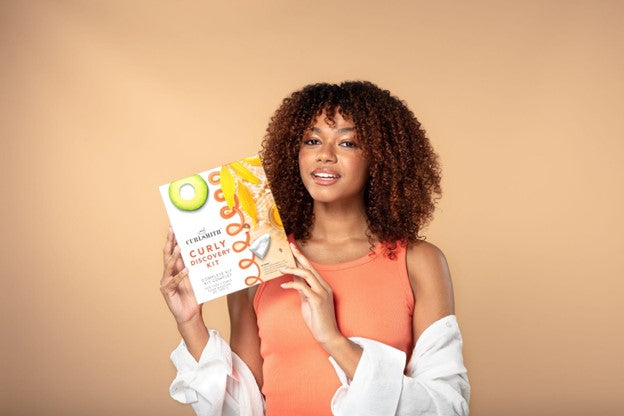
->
[[182, 267, 188, 274], [280, 283, 288, 288]]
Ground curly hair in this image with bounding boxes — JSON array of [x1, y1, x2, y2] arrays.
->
[[260, 81, 442, 257]]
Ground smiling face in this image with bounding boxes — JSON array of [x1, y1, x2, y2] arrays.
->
[[298, 110, 369, 205]]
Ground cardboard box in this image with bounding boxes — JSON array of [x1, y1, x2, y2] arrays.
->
[[159, 155, 295, 304]]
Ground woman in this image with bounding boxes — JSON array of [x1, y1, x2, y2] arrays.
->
[[160, 81, 470, 415]]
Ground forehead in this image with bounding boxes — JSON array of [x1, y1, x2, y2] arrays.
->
[[309, 110, 355, 130]]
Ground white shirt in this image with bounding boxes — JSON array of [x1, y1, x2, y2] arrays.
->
[[169, 314, 470, 415]]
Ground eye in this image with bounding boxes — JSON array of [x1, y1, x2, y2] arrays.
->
[[339, 140, 358, 148], [303, 138, 321, 145]]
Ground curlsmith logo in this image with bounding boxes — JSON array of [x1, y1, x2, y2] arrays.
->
[[185, 227, 222, 245]]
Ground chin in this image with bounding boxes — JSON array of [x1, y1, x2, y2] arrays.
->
[[306, 188, 360, 205], [306, 189, 335, 203]]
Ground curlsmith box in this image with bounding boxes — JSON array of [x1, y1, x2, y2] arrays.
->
[[159, 155, 295, 304]]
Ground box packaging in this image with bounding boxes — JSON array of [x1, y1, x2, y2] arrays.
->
[[159, 155, 295, 304]]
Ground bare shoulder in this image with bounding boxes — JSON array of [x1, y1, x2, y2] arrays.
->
[[406, 240, 450, 285], [405, 240, 455, 341]]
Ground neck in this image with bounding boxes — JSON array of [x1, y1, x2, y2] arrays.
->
[[308, 199, 369, 243]]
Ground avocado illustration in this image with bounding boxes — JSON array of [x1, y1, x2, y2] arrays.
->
[[168, 174, 209, 211]]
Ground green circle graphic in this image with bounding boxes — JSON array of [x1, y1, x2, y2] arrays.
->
[[168, 174, 209, 211]]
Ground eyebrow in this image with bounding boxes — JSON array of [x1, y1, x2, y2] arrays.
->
[[311, 127, 356, 134]]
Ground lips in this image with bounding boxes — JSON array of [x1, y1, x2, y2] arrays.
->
[[311, 168, 341, 185]]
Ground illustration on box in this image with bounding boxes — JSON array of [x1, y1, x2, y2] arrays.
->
[[159, 155, 295, 304]]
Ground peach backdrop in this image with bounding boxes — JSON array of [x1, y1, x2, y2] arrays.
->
[[1, 1, 622, 415]]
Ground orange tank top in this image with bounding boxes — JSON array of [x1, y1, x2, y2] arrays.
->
[[253, 236, 415, 416]]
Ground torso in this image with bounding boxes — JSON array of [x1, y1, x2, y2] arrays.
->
[[253, 234, 414, 416]]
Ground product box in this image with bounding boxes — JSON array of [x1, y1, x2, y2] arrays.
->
[[159, 155, 295, 304]]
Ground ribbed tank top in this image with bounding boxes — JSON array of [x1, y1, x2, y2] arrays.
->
[[253, 235, 415, 416]]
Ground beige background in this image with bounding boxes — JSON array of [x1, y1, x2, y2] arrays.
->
[[1, 1, 622, 415]]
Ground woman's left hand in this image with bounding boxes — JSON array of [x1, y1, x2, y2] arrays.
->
[[280, 242, 342, 347]]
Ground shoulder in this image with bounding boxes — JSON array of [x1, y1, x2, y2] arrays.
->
[[405, 240, 450, 285], [405, 240, 455, 340]]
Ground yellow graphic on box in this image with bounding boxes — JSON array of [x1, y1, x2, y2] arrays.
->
[[219, 160, 261, 227], [243, 155, 262, 166], [270, 204, 284, 230]]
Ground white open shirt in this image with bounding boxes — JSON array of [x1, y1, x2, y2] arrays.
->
[[169, 314, 470, 416]]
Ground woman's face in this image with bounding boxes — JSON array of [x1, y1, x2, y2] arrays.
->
[[298, 110, 369, 205]]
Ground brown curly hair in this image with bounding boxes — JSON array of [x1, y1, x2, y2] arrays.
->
[[260, 81, 442, 257]]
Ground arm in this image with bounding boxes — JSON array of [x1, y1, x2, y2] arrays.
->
[[169, 327, 264, 416], [177, 316, 209, 362], [398, 241, 469, 414], [227, 286, 265, 391], [329, 242, 470, 416], [160, 226, 207, 361], [161, 228, 264, 415], [330, 315, 469, 416], [167, 289, 266, 416]]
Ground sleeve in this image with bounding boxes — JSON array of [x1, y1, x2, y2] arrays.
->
[[168, 329, 265, 416], [328, 314, 470, 416]]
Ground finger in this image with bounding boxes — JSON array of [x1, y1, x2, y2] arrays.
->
[[168, 242, 186, 272], [162, 226, 174, 265], [175, 255, 185, 272], [289, 242, 314, 270], [291, 276, 308, 302], [162, 267, 189, 293], [280, 266, 324, 293], [162, 245, 180, 280], [289, 243, 332, 292], [280, 279, 317, 300], [293, 275, 308, 289]]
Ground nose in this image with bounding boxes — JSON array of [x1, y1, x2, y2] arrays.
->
[[316, 143, 337, 163]]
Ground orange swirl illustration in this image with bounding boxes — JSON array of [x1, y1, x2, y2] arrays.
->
[[209, 171, 262, 286]]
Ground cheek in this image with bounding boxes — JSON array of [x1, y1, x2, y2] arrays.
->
[[298, 155, 305, 174], [355, 159, 370, 181], [298, 154, 310, 183], [298, 147, 310, 167]]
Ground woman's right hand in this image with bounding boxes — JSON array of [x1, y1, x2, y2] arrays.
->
[[160, 227, 202, 325]]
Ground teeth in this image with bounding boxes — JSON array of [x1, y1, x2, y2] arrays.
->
[[314, 173, 338, 179]]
